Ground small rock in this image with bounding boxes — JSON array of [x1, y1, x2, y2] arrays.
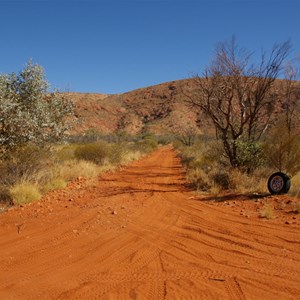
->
[[112, 210, 117, 215], [285, 221, 290, 225]]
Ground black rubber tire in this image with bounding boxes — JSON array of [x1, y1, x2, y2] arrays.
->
[[267, 172, 291, 195]]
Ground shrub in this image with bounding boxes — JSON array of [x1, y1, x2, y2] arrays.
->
[[108, 143, 127, 164], [236, 141, 266, 173], [186, 168, 210, 191], [0, 60, 74, 153], [74, 142, 110, 165], [0, 187, 13, 206], [135, 135, 158, 153], [10, 183, 41, 205], [230, 168, 268, 194], [177, 138, 271, 194], [212, 172, 230, 190], [55, 144, 77, 162], [0, 145, 53, 186]]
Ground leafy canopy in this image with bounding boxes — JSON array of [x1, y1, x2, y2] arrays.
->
[[0, 61, 74, 152]]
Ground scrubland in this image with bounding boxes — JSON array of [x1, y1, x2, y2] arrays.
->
[[0, 134, 158, 208]]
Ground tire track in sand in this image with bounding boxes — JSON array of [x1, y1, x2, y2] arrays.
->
[[0, 146, 300, 299]]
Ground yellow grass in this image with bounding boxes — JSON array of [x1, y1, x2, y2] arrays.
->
[[42, 177, 68, 193], [10, 182, 41, 205], [259, 204, 275, 220], [59, 160, 100, 180]]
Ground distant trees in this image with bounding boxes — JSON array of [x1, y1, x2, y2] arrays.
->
[[187, 37, 292, 169], [0, 61, 74, 154]]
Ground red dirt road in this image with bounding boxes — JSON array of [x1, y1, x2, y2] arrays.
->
[[1, 147, 300, 299]]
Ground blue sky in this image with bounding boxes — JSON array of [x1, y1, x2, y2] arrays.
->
[[0, 0, 299, 94]]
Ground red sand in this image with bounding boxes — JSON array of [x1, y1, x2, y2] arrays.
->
[[0, 147, 299, 299]]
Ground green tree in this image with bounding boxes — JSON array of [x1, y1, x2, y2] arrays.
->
[[0, 61, 74, 153]]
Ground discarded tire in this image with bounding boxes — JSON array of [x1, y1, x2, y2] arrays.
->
[[267, 172, 291, 195]]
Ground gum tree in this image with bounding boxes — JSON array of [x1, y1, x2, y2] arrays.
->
[[0, 61, 74, 153]]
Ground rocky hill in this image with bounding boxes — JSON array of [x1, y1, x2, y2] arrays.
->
[[66, 78, 300, 136], [66, 78, 204, 136]]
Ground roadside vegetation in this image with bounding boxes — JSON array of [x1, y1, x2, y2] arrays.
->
[[1, 38, 300, 208], [0, 135, 158, 207], [0, 62, 158, 207], [175, 133, 300, 197], [174, 38, 300, 198]]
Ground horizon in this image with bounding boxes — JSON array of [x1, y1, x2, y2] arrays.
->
[[0, 0, 299, 94]]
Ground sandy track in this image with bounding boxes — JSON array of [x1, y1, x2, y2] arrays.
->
[[0, 146, 300, 299]]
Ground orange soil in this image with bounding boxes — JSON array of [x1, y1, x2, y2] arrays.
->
[[0, 147, 300, 299]]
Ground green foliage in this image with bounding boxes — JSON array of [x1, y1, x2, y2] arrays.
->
[[0, 61, 74, 153], [236, 141, 266, 173], [178, 138, 269, 194]]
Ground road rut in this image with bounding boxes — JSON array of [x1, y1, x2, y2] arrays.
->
[[0, 146, 300, 299]]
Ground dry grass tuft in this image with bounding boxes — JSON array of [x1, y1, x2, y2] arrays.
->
[[121, 150, 142, 164], [210, 184, 221, 197], [230, 169, 267, 194], [292, 201, 300, 214], [259, 204, 275, 220], [42, 177, 68, 193], [289, 172, 300, 197], [10, 182, 41, 205], [59, 160, 100, 180], [186, 168, 210, 191]]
